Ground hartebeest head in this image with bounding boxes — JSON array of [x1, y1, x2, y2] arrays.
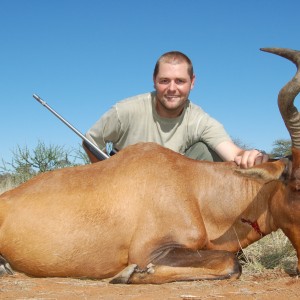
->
[[261, 48, 300, 271], [261, 48, 300, 183]]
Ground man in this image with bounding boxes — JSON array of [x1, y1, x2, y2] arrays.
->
[[84, 51, 268, 168]]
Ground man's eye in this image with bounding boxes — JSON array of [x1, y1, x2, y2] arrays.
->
[[159, 79, 169, 84], [176, 79, 185, 84]]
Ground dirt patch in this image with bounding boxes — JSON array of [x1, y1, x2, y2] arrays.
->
[[0, 270, 299, 300]]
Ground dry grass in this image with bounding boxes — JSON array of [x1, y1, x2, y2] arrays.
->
[[241, 230, 297, 275]]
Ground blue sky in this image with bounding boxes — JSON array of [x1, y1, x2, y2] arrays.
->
[[1, 0, 299, 163]]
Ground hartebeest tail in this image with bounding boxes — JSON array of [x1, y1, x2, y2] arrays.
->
[[0, 48, 300, 284]]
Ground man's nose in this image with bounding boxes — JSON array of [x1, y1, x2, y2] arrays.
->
[[168, 80, 176, 91]]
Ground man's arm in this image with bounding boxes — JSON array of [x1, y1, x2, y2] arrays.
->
[[82, 141, 102, 163], [83, 106, 122, 163], [215, 140, 269, 168]]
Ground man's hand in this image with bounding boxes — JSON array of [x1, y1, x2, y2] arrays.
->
[[234, 150, 269, 169], [215, 141, 269, 169]]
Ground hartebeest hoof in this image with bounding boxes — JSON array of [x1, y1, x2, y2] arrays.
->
[[0, 255, 14, 276], [110, 264, 138, 284]]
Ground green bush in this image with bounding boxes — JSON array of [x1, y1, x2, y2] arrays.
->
[[0, 141, 89, 187]]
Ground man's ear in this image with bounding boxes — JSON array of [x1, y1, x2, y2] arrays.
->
[[153, 76, 157, 89], [191, 74, 196, 90]]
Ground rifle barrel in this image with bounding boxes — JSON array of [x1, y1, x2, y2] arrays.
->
[[33, 94, 109, 160]]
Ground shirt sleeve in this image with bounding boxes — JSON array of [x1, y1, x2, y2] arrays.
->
[[195, 113, 232, 150], [85, 106, 121, 151]]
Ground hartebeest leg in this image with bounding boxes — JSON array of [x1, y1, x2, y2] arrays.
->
[[0, 254, 14, 276], [110, 248, 241, 284]]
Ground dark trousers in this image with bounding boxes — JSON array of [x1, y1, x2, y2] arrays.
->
[[184, 142, 223, 162]]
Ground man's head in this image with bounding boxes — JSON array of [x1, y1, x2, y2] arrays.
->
[[153, 51, 195, 118], [153, 51, 194, 80]]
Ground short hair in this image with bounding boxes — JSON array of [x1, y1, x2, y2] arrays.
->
[[153, 51, 194, 80]]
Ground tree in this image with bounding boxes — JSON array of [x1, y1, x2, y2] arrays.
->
[[233, 137, 292, 159], [232, 137, 250, 150], [74, 144, 91, 165], [269, 139, 292, 158], [1, 141, 88, 185]]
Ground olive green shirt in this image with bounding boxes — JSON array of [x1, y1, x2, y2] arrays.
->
[[86, 92, 231, 154]]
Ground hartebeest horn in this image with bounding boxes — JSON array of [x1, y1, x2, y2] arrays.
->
[[260, 48, 300, 149]]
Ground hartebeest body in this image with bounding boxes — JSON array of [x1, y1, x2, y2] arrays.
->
[[0, 48, 300, 284]]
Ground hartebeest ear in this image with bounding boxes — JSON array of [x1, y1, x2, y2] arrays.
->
[[235, 159, 288, 181]]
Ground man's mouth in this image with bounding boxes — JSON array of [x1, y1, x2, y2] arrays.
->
[[166, 95, 180, 100]]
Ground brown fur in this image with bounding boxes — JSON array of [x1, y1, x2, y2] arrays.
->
[[0, 142, 296, 283], [235, 159, 287, 180]]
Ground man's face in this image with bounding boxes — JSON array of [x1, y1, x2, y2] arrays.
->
[[153, 62, 195, 118]]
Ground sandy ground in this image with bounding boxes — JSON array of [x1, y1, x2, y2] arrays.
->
[[0, 269, 299, 300]]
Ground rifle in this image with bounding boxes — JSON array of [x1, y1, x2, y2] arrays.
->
[[33, 94, 112, 161]]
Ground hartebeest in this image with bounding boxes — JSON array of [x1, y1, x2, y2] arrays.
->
[[0, 48, 299, 284]]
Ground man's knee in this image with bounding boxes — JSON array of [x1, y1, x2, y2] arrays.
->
[[185, 142, 223, 162]]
